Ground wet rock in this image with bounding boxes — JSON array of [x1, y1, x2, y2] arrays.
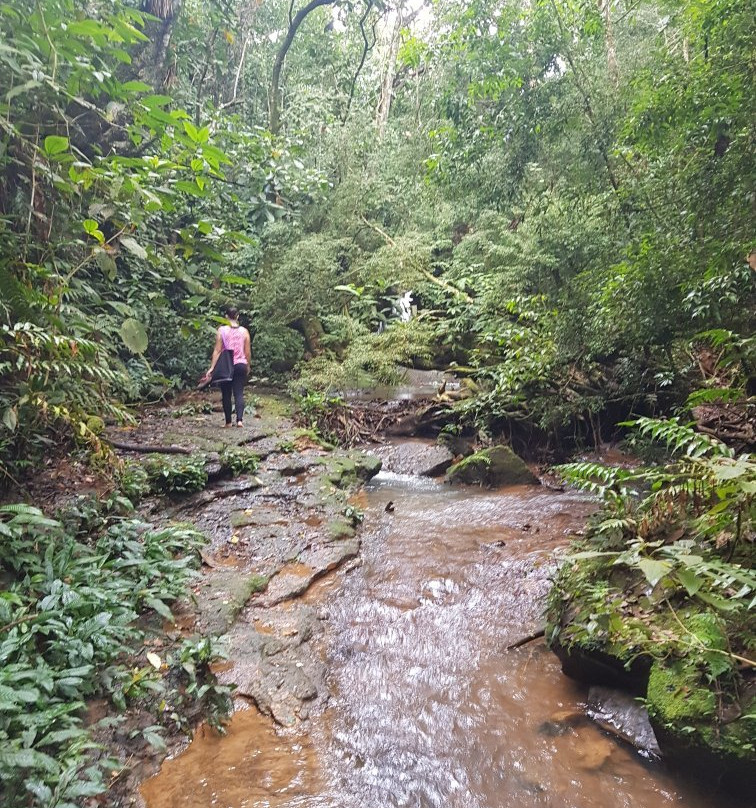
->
[[646, 659, 756, 791], [438, 431, 475, 458], [538, 709, 586, 737], [550, 638, 651, 693], [256, 539, 360, 607], [322, 451, 382, 488], [229, 506, 287, 529], [377, 441, 455, 477], [327, 517, 356, 540], [193, 569, 269, 635], [574, 730, 615, 771], [447, 445, 538, 487], [228, 616, 326, 727], [587, 685, 660, 756]]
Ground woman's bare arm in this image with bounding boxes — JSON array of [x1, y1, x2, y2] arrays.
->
[[244, 329, 251, 364]]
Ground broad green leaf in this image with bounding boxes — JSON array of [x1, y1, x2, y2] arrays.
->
[[220, 274, 254, 286], [2, 406, 17, 432], [66, 20, 106, 38], [119, 236, 147, 260], [122, 80, 152, 93], [120, 319, 148, 354], [95, 249, 117, 280], [143, 729, 167, 752], [0, 748, 59, 773], [43, 135, 69, 156], [676, 567, 703, 596], [183, 121, 200, 141], [174, 180, 205, 197], [695, 591, 739, 612], [83, 219, 104, 244], [637, 558, 672, 587], [142, 94, 172, 108], [144, 596, 174, 621]]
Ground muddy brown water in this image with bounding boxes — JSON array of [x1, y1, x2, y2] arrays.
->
[[142, 470, 740, 808]]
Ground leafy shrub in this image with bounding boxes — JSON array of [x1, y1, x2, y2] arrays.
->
[[0, 503, 214, 806], [147, 310, 213, 388], [295, 318, 436, 392], [547, 418, 755, 761], [167, 637, 234, 733], [219, 448, 259, 477], [143, 455, 208, 496], [117, 462, 152, 502], [251, 323, 305, 376]]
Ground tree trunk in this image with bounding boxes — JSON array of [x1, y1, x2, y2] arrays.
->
[[136, 0, 183, 88], [375, 9, 403, 137], [598, 0, 619, 88], [269, 0, 338, 136]]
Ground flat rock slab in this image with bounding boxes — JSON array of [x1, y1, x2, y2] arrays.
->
[[376, 440, 454, 477], [255, 539, 360, 607], [224, 609, 325, 726], [192, 567, 268, 636]]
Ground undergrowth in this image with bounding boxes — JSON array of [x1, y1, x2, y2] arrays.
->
[[0, 498, 231, 807], [547, 417, 756, 760]]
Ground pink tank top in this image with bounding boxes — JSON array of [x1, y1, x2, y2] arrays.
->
[[220, 325, 247, 365]]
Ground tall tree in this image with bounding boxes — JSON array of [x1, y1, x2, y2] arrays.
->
[[269, 0, 338, 134]]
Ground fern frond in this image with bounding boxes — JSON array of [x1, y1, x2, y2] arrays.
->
[[621, 416, 732, 459]]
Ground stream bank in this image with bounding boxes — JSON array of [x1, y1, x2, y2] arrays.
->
[[83, 388, 380, 804]]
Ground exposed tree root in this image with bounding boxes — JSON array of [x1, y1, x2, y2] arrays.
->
[[105, 439, 192, 455]]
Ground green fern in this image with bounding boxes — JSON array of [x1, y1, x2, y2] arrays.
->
[[620, 416, 733, 459]]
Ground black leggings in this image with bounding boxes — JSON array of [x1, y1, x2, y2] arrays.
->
[[220, 363, 248, 424]]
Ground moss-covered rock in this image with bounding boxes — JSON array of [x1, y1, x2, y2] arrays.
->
[[648, 658, 756, 790], [327, 517, 356, 541], [547, 552, 756, 792], [647, 659, 717, 722], [447, 445, 538, 487], [194, 569, 269, 635], [86, 415, 105, 434], [322, 451, 382, 488]]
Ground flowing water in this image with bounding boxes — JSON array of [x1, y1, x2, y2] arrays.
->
[[142, 469, 743, 808]]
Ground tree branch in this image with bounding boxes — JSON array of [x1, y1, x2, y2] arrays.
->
[[341, 0, 376, 126], [269, 0, 338, 135]]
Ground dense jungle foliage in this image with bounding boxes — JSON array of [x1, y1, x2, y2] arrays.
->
[[1, 0, 753, 480], [0, 0, 754, 803]]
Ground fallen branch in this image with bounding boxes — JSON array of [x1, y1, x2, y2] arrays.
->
[[106, 439, 192, 455], [506, 628, 545, 650], [359, 214, 473, 302]]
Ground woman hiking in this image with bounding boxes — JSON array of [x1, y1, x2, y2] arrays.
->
[[204, 306, 251, 427]]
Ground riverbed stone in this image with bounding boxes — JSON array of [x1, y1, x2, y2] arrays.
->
[[255, 539, 360, 607], [226, 614, 326, 727], [574, 730, 615, 771], [587, 685, 660, 755], [447, 445, 538, 487], [193, 568, 269, 635], [376, 440, 455, 477]]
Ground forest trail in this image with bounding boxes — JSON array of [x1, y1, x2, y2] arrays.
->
[[96, 389, 379, 799]]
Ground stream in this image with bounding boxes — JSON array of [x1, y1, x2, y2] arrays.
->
[[141, 463, 739, 808]]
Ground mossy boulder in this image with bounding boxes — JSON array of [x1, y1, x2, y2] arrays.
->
[[646, 659, 717, 722], [323, 451, 382, 488], [86, 415, 105, 434], [447, 445, 538, 487], [647, 658, 756, 790]]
